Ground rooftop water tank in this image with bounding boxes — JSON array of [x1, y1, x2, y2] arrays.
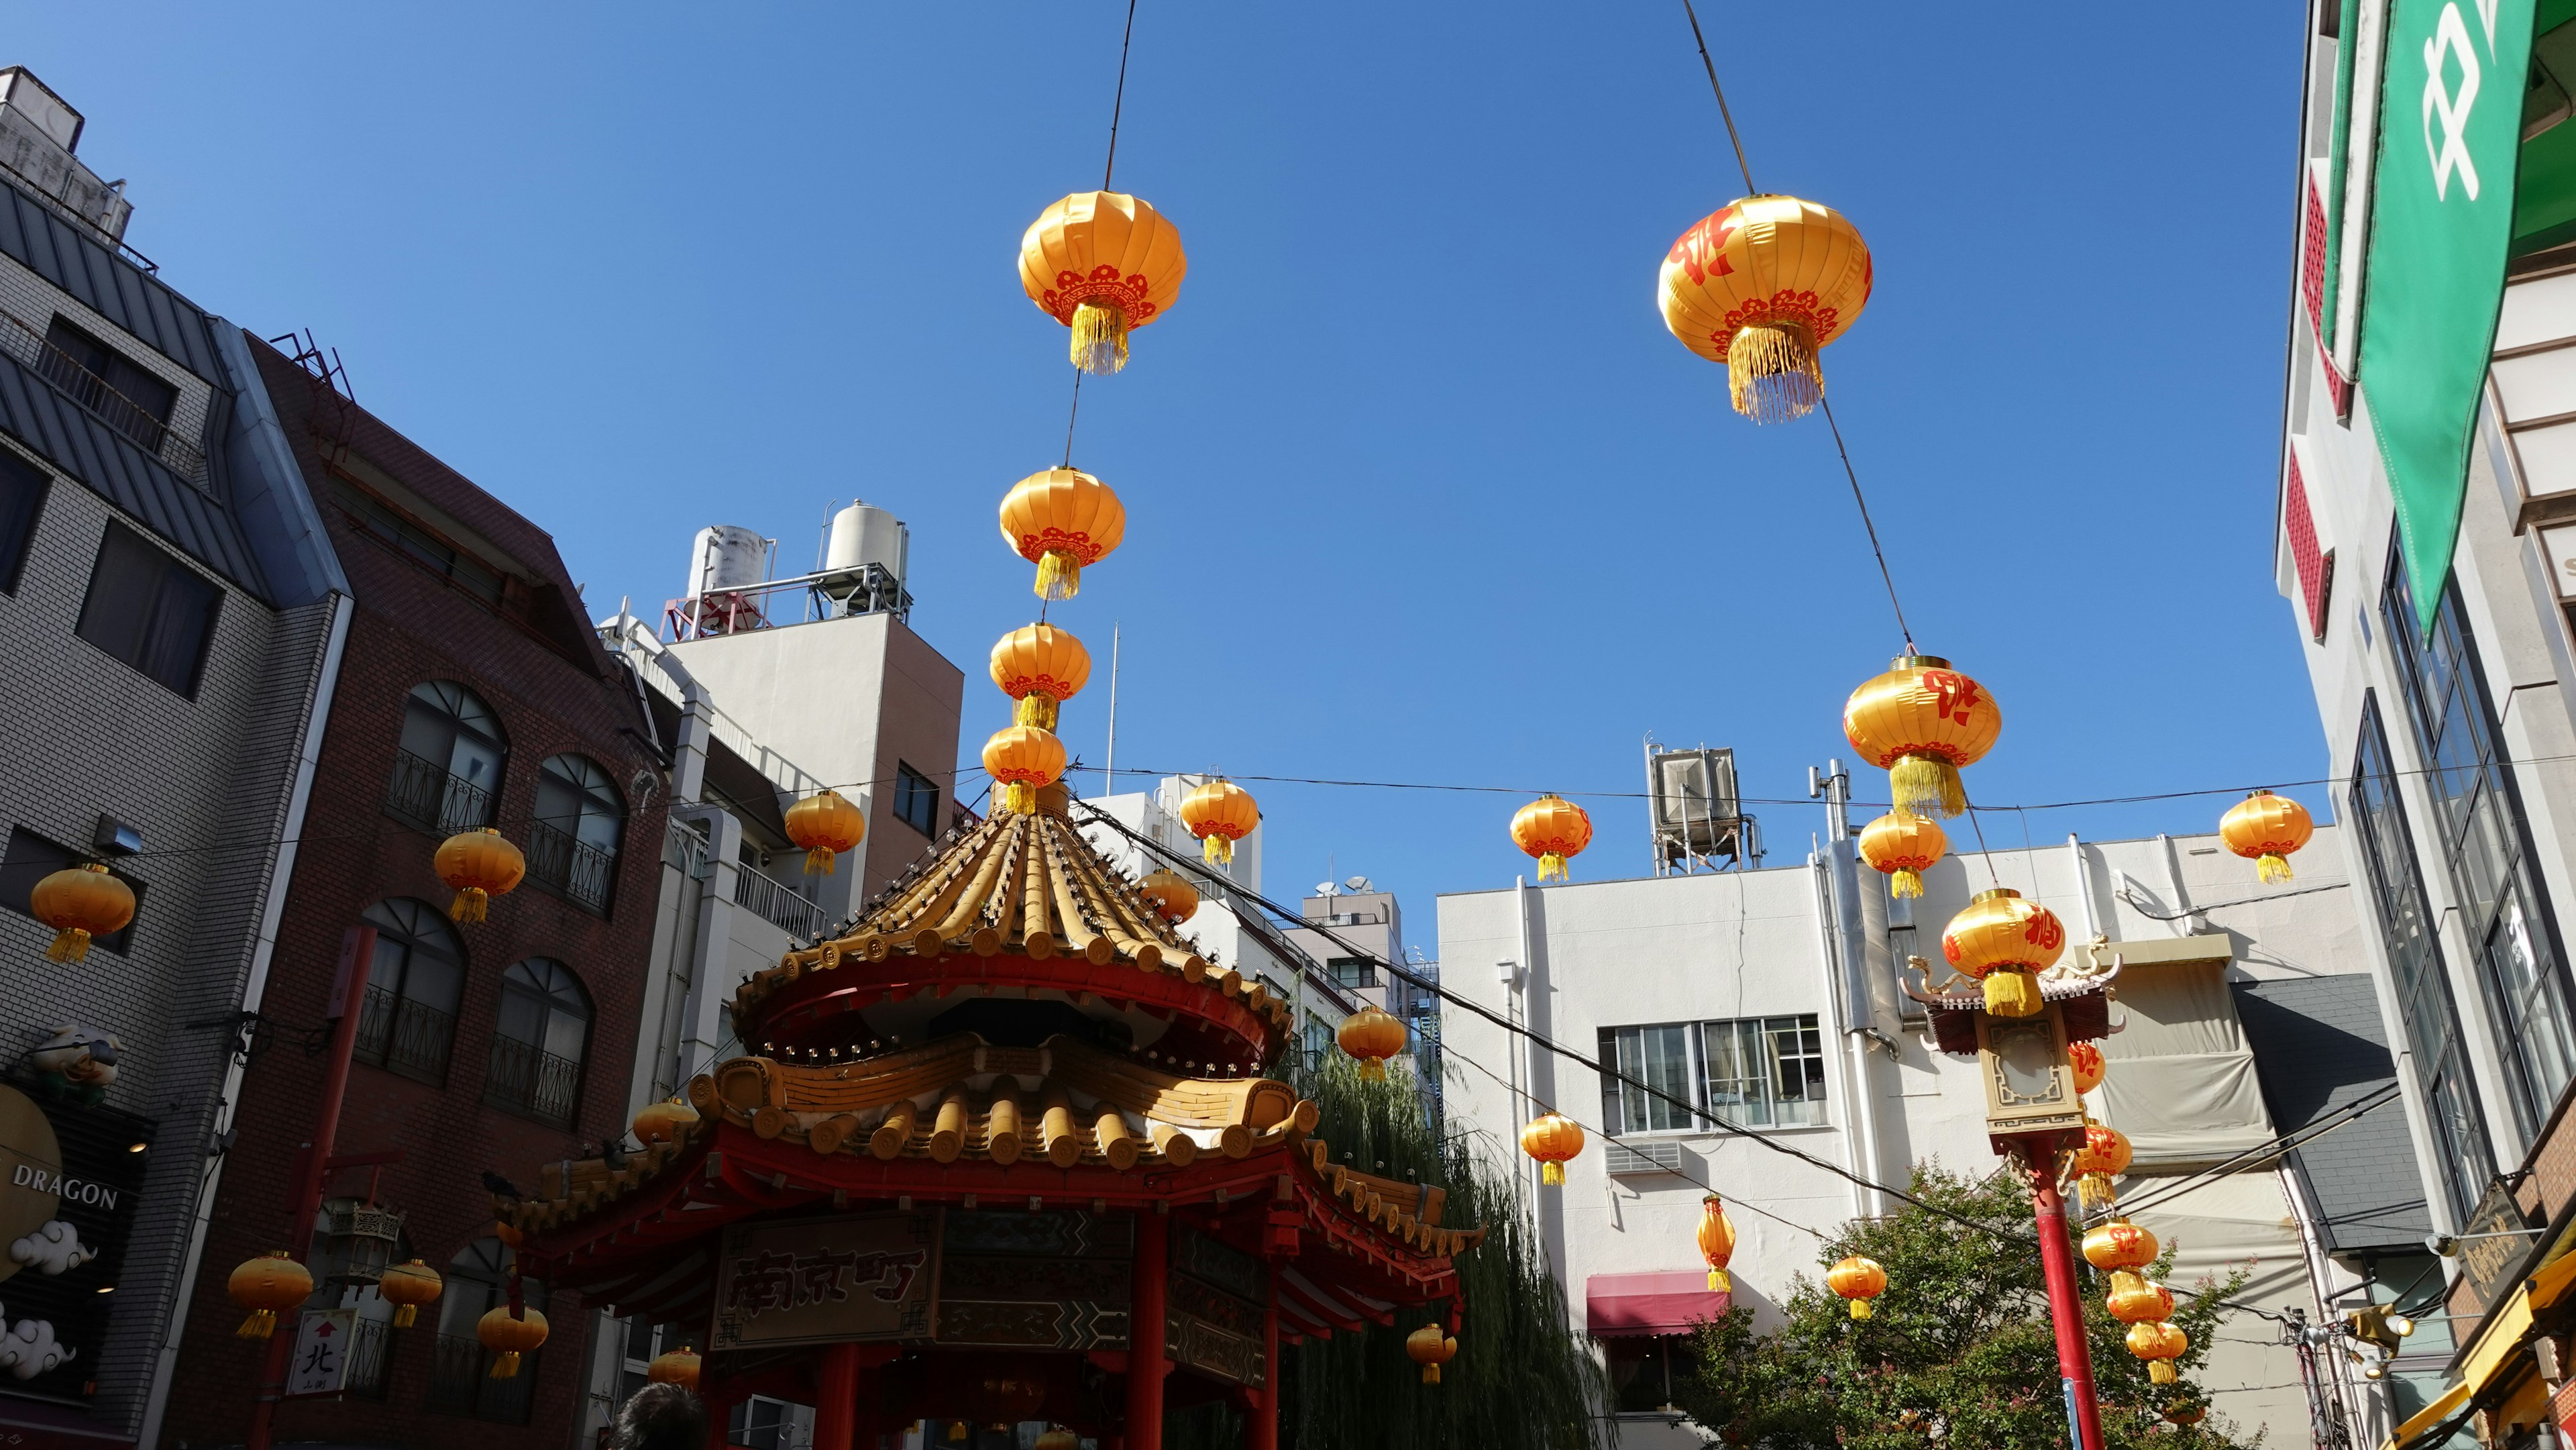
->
[[687, 525, 767, 599], [819, 502, 908, 615]]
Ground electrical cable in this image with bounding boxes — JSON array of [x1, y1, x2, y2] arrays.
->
[[1061, 0, 1138, 472]]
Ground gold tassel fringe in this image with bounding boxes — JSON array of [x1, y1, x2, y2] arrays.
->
[[392, 1304, 417, 1329], [1360, 1058, 1385, 1082], [1015, 694, 1061, 731], [1542, 1161, 1564, 1186], [1850, 1300, 1872, 1320], [1708, 1269, 1730, 1292], [2259, 853, 2292, 884], [1892, 868, 1923, 899], [1539, 852, 1567, 884], [1890, 755, 1967, 819], [1725, 321, 1821, 424], [1421, 1364, 1441, 1385], [2150, 1363, 2177, 1385], [236, 1309, 276, 1340], [46, 928, 91, 964], [2080, 1173, 2116, 1208], [449, 886, 488, 924], [1983, 969, 2042, 1018], [804, 845, 837, 875], [1001, 782, 1036, 815], [490, 1349, 521, 1380], [1070, 301, 1130, 375], [1203, 835, 1233, 866], [1034, 550, 1082, 601]]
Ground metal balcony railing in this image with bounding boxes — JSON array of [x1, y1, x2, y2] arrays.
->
[[425, 1331, 533, 1422], [341, 1314, 393, 1400], [354, 985, 455, 1087], [384, 748, 497, 836], [0, 308, 203, 478], [664, 818, 712, 878], [484, 1035, 582, 1129], [526, 820, 616, 914], [734, 866, 826, 939]]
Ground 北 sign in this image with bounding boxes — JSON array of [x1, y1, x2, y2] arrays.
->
[[708, 1210, 941, 1351]]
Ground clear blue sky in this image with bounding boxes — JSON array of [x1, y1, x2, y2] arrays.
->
[[9, 3, 2318, 933]]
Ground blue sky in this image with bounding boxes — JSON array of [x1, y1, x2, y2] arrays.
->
[[8, 3, 2317, 933]]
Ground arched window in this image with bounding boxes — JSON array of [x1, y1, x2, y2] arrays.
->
[[391, 681, 508, 833], [425, 1237, 546, 1423], [485, 958, 590, 1128], [354, 899, 464, 1086], [528, 754, 623, 912]]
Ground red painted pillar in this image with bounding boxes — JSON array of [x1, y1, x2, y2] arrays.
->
[[2023, 1141, 2106, 1450], [1248, 1261, 1281, 1450], [814, 1342, 862, 1450], [1126, 1209, 1169, 1450]]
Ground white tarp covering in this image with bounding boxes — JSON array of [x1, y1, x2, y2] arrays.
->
[[2097, 962, 2275, 1164], [2125, 1170, 2314, 1444]]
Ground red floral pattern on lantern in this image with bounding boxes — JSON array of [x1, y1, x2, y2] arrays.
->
[[1038, 264, 1163, 326], [995, 670, 1082, 698], [1013, 525, 1113, 566], [1667, 206, 1745, 287], [1706, 289, 1846, 354]]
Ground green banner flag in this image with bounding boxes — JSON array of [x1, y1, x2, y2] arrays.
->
[[2359, 0, 2534, 632]]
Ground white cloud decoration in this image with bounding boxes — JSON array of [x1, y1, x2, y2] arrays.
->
[[9, 1222, 94, 1276], [0, 1318, 73, 1379]]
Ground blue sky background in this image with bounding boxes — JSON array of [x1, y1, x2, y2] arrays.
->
[[6, 4, 2317, 932]]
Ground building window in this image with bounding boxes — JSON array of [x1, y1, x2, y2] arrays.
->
[[74, 522, 219, 696], [486, 958, 589, 1129], [389, 680, 507, 833], [1328, 955, 1378, 989], [1600, 1015, 1827, 1135], [354, 899, 466, 1087], [0, 448, 46, 594], [0, 829, 140, 955], [528, 755, 623, 913], [894, 762, 940, 836], [1603, 1337, 1688, 1414], [2381, 551, 2576, 1137], [329, 474, 508, 607], [38, 315, 175, 454], [613, 1315, 672, 1406], [425, 1238, 544, 1423]]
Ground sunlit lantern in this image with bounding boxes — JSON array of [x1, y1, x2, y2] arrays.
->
[[784, 788, 866, 875], [1337, 1006, 1408, 1080], [999, 468, 1126, 601], [1827, 1255, 1888, 1319], [376, 1258, 443, 1329], [632, 1096, 700, 1145], [1179, 778, 1260, 866], [983, 726, 1067, 815], [1858, 813, 1947, 899], [648, 1345, 702, 1390], [1138, 868, 1199, 923], [1020, 191, 1188, 374], [2068, 1039, 2106, 1096], [228, 1251, 313, 1339], [990, 624, 1092, 731], [478, 1306, 549, 1378], [1519, 1112, 1584, 1186], [1939, 888, 2065, 1019], [2220, 789, 2314, 884], [1511, 794, 1593, 883], [1658, 195, 1872, 423], [1698, 1194, 1737, 1292], [2127, 1320, 2188, 1384], [2067, 1122, 2133, 1208], [2081, 1217, 2159, 1274], [435, 827, 526, 924], [1843, 656, 2001, 820], [1405, 1323, 1458, 1384], [2105, 1271, 2175, 1326], [28, 864, 134, 964]]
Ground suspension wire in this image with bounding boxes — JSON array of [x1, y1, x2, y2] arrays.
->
[[1102, 0, 1140, 191], [1062, 371, 1084, 468], [1678, 0, 1756, 197]]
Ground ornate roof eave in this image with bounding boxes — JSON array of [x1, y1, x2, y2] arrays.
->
[[1907, 952, 2125, 1056]]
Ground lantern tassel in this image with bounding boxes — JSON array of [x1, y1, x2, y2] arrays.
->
[[1725, 320, 1821, 425], [1707, 1267, 1731, 1293], [1538, 852, 1568, 884], [1849, 1300, 1872, 1320], [235, 1309, 276, 1340], [1070, 301, 1130, 375], [2150, 1363, 2178, 1386], [490, 1350, 522, 1380], [804, 845, 837, 875], [1034, 550, 1083, 601], [45, 928, 91, 964], [1889, 755, 1967, 819], [1016, 694, 1061, 731], [1202, 835, 1233, 866], [1001, 782, 1036, 815], [2080, 1173, 2116, 1208], [1982, 969, 2043, 1018], [448, 886, 489, 924], [1541, 1161, 1564, 1187], [1359, 1058, 1386, 1082], [392, 1304, 417, 1329], [1890, 868, 1923, 899], [2258, 852, 2292, 884], [1424, 1363, 1443, 1385]]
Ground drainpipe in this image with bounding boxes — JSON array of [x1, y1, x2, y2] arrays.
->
[[1815, 762, 1884, 1219], [602, 613, 712, 806], [677, 807, 747, 1078], [2068, 834, 2102, 941]]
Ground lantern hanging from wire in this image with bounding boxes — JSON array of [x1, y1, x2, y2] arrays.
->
[[2220, 789, 2314, 884], [1698, 1194, 1737, 1292], [648, 1345, 702, 1390], [2081, 1217, 2159, 1274], [1520, 1112, 1584, 1186], [990, 624, 1092, 731], [983, 726, 1067, 815], [632, 1096, 700, 1145], [478, 1305, 549, 1378], [784, 788, 866, 875], [376, 1258, 443, 1328], [1858, 813, 1947, 899], [1020, 191, 1188, 374], [1035, 1431, 1081, 1450], [2067, 1122, 2133, 1208], [2104, 1272, 2175, 1327], [2127, 1320, 2189, 1384], [1405, 1322, 1459, 1384], [1842, 656, 2002, 819], [1179, 778, 1259, 866], [1509, 794, 1593, 883], [1658, 195, 1872, 424], [999, 468, 1126, 601], [1939, 887, 2065, 1018], [227, 1251, 313, 1339], [1138, 868, 1199, 923], [1336, 1005, 1408, 1080], [2068, 1039, 2106, 1096], [435, 827, 526, 923], [1827, 1255, 1888, 1319], [28, 863, 135, 964]]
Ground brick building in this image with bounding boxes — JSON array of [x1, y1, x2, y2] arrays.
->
[[156, 340, 665, 1447]]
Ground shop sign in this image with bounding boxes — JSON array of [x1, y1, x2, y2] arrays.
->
[[283, 1309, 355, 1398], [2459, 1177, 2542, 1308], [708, 1210, 940, 1351], [0, 1081, 149, 1405]]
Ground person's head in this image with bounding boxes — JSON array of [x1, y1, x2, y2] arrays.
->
[[611, 1382, 706, 1450]]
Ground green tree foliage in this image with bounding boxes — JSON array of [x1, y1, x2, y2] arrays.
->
[[1669, 1163, 2257, 1450]]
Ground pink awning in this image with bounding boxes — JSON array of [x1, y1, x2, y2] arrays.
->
[[1585, 1271, 1731, 1337]]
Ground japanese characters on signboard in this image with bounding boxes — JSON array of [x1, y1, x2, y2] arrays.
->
[[708, 1211, 941, 1351], [284, 1309, 356, 1398], [0, 1079, 150, 1404]]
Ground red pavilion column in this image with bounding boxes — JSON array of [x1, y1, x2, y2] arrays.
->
[[1126, 1210, 1170, 1450], [1248, 1261, 1281, 1450], [814, 1342, 862, 1450]]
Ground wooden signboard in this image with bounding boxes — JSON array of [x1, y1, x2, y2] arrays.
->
[[708, 1210, 941, 1351]]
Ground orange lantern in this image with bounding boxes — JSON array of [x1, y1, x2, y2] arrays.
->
[[990, 624, 1093, 731], [632, 1096, 700, 1146], [1035, 1431, 1081, 1450], [491, 1217, 525, 1249], [983, 726, 1066, 815], [1842, 656, 2002, 819], [2220, 789, 2314, 884], [1698, 1194, 1737, 1292], [227, 1251, 313, 1339], [784, 788, 866, 875], [2082, 1217, 2159, 1274], [1405, 1322, 1458, 1384], [1858, 813, 1946, 899], [2068, 1123, 2133, 1207], [2127, 1320, 2189, 1384], [478, 1305, 549, 1378], [1511, 795, 1593, 883], [2068, 1039, 2106, 1096], [1337, 1006, 1408, 1080], [1179, 778, 1259, 866], [647, 1344, 702, 1390], [1939, 888, 2065, 1019], [1020, 191, 1188, 375], [28, 864, 135, 964], [2105, 1272, 2175, 1326], [1520, 1112, 1584, 1186], [2168, 1402, 2209, 1427], [1658, 195, 1872, 423], [376, 1258, 443, 1329], [435, 827, 526, 924], [1827, 1255, 1888, 1320], [999, 468, 1126, 601], [1138, 868, 1199, 923]]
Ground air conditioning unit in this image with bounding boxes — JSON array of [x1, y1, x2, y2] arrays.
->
[[1603, 1139, 1686, 1177]]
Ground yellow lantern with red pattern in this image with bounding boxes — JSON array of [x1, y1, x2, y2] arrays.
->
[[784, 788, 866, 875], [1827, 1255, 1888, 1320], [1179, 778, 1259, 866], [1658, 195, 1873, 423], [2068, 1040, 2106, 1096], [2082, 1218, 2159, 1274], [1138, 868, 1199, 923], [1520, 1112, 1584, 1186], [1511, 794, 1593, 883], [990, 624, 1092, 732], [2105, 1272, 2175, 1326], [983, 726, 1066, 815], [1843, 656, 2002, 819], [1020, 191, 1188, 375], [2220, 790, 2314, 884], [1858, 813, 1946, 899], [1940, 888, 2065, 1019], [2127, 1320, 2189, 1384], [1697, 1194, 1737, 1292], [2068, 1123, 2133, 1208], [999, 468, 1126, 601]]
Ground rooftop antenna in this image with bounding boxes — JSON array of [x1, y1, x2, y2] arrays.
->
[[1103, 621, 1121, 796]]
